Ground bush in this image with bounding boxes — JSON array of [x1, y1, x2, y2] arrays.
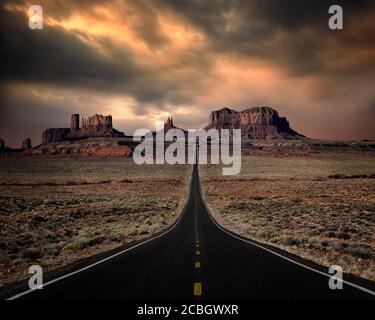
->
[[344, 245, 373, 259], [335, 231, 351, 240], [22, 247, 41, 259]]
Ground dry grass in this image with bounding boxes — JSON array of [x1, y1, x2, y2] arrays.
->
[[0, 158, 190, 287], [200, 153, 375, 281]]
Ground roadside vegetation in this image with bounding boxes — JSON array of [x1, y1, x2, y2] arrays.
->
[[0, 158, 190, 287], [200, 154, 375, 281]]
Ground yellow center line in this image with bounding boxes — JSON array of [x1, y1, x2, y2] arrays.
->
[[196, 251, 200, 255], [194, 282, 202, 296], [195, 262, 201, 268]]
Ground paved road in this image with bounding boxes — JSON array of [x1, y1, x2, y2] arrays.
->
[[10, 163, 375, 300]]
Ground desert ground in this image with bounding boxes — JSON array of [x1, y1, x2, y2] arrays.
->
[[1, 139, 374, 289], [200, 149, 375, 281], [0, 158, 190, 287]]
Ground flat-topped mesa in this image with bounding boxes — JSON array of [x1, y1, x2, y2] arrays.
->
[[72, 114, 121, 138], [207, 106, 304, 139], [42, 114, 124, 144], [0, 139, 5, 150]]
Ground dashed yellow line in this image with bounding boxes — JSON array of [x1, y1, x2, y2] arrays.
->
[[196, 244, 199, 248], [194, 282, 202, 296], [195, 262, 201, 268], [196, 251, 200, 255]]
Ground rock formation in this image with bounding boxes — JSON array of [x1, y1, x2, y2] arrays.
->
[[163, 116, 187, 135], [42, 114, 124, 144], [72, 114, 123, 138], [0, 139, 4, 150], [206, 107, 304, 139], [31, 139, 133, 157], [42, 128, 71, 145], [70, 114, 80, 134], [164, 117, 174, 132], [22, 138, 32, 149]]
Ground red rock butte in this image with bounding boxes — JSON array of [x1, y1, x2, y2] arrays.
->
[[206, 107, 304, 139], [42, 114, 125, 144]]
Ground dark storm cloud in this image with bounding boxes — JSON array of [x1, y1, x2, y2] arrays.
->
[[0, 1, 211, 106], [1, 0, 374, 98], [0, 85, 81, 146], [0, 5, 141, 93], [161, 0, 375, 76], [161, 0, 374, 39]]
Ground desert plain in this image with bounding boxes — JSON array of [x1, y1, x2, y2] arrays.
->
[[200, 142, 375, 281], [0, 138, 374, 290], [0, 156, 190, 287]]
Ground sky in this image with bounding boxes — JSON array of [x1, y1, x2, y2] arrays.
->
[[1, 0, 375, 147]]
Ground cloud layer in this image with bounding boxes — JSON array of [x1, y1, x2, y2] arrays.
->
[[1, 0, 374, 146]]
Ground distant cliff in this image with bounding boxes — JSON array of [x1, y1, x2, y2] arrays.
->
[[206, 107, 304, 139], [42, 114, 125, 144]]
